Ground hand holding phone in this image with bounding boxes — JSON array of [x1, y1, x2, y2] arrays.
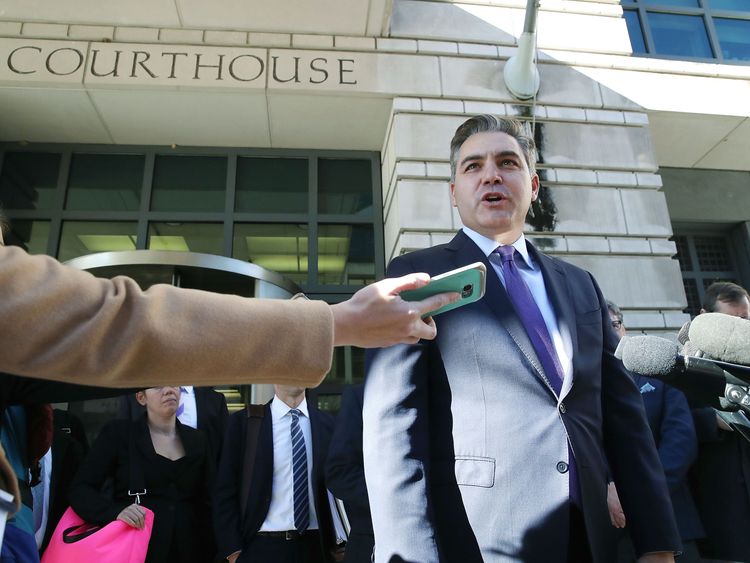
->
[[400, 262, 486, 317]]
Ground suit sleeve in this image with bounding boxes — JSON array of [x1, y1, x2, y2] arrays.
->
[[656, 385, 698, 492], [216, 392, 229, 449], [69, 421, 130, 524], [596, 276, 681, 557], [363, 255, 441, 563], [0, 373, 136, 406], [692, 406, 723, 443], [0, 244, 333, 389], [213, 412, 245, 559], [325, 387, 369, 511]]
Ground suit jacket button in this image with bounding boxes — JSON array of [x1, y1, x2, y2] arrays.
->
[[558, 403, 566, 414], [556, 461, 568, 474]]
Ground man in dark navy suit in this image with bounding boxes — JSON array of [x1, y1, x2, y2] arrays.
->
[[214, 385, 335, 563], [685, 282, 750, 562], [326, 384, 374, 563], [606, 301, 704, 563]]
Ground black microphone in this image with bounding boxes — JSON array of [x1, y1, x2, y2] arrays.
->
[[689, 313, 750, 365], [620, 336, 747, 408]]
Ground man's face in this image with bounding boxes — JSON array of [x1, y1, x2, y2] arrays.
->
[[714, 297, 750, 320], [608, 311, 627, 341], [450, 131, 539, 244]]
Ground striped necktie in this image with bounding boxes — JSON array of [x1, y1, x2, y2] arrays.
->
[[290, 408, 310, 531]]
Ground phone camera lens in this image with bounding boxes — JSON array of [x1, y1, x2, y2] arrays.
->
[[461, 284, 473, 298]]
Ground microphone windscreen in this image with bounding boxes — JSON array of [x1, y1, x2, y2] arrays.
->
[[621, 335, 680, 376], [690, 313, 750, 365], [614, 335, 630, 360]]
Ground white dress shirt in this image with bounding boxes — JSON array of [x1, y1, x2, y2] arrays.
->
[[463, 228, 574, 396], [177, 385, 198, 429], [259, 396, 319, 531]]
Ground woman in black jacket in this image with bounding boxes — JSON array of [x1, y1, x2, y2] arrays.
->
[[70, 386, 215, 563]]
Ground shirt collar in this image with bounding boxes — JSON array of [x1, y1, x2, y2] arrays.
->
[[462, 227, 533, 269], [271, 395, 309, 419]]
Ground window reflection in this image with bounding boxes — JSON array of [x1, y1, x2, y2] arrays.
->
[[624, 10, 647, 53], [151, 155, 226, 212], [319, 159, 373, 215], [0, 152, 60, 210], [66, 154, 143, 211], [709, 0, 750, 11], [642, 0, 698, 6], [318, 224, 375, 286], [233, 223, 309, 285], [236, 157, 308, 213], [148, 222, 223, 255], [649, 12, 713, 58], [715, 18, 750, 60], [621, 0, 750, 62], [6, 220, 49, 254], [326, 346, 365, 384], [58, 221, 138, 262]]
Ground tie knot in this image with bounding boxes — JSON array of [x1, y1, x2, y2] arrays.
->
[[289, 408, 302, 419], [494, 245, 516, 263]]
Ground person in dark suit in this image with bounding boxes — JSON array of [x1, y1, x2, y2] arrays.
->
[[38, 409, 89, 552], [120, 385, 229, 462], [70, 386, 215, 563], [325, 385, 374, 563], [606, 301, 704, 563], [684, 282, 750, 562], [362, 115, 680, 563], [214, 385, 336, 563]]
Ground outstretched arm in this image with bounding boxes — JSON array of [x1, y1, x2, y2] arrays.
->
[[0, 245, 455, 389], [362, 257, 440, 563]]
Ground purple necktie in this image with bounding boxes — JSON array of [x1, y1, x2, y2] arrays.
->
[[176, 387, 187, 418], [491, 245, 580, 506]]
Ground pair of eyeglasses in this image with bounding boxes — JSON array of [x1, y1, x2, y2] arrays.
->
[[611, 320, 623, 329]]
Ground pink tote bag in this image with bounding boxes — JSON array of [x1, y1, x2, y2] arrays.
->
[[41, 506, 154, 563]]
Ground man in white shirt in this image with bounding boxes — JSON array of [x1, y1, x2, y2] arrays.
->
[[214, 385, 335, 563]]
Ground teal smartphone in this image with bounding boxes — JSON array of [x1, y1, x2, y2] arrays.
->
[[400, 262, 487, 317]]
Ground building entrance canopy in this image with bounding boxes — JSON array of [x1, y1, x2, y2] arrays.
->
[[64, 249, 301, 298]]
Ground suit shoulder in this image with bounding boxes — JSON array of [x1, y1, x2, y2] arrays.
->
[[312, 407, 336, 431], [178, 423, 210, 454], [540, 251, 590, 278], [341, 385, 364, 405], [95, 418, 131, 442], [389, 244, 454, 276]]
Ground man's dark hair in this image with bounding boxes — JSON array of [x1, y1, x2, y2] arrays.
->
[[449, 114, 537, 182], [702, 281, 750, 312], [606, 300, 623, 323]]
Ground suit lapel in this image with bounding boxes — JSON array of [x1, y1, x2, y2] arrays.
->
[[193, 387, 206, 430], [446, 232, 557, 398], [529, 245, 579, 397], [242, 402, 274, 536], [133, 416, 154, 460], [309, 406, 321, 491], [175, 419, 198, 457], [257, 403, 274, 495]]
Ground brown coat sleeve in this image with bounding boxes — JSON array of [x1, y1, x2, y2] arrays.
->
[[0, 245, 333, 388]]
